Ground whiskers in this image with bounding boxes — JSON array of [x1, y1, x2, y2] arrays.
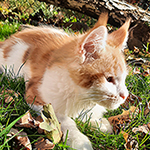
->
[[78, 89, 119, 104]]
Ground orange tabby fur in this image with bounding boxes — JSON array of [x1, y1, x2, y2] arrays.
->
[[0, 13, 130, 150]]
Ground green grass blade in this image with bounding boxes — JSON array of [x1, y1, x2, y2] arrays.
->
[[0, 129, 24, 149], [0, 113, 25, 137]]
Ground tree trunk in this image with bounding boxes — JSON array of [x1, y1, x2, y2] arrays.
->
[[38, 0, 150, 27]]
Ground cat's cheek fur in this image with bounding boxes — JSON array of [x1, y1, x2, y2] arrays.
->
[[96, 81, 128, 110]]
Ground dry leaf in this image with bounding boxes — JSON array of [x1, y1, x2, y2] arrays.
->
[[36, 115, 43, 122], [121, 93, 142, 109], [15, 110, 40, 128], [7, 128, 32, 150], [121, 131, 129, 143], [108, 114, 131, 134], [108, 106, 139, 134], [34, 137, 55, 150], [132, 124, 150, 135], [35, 116, 44, 133], [39, 103, 62, 144], [4, 95, 14, 103], [121, 131, 139, 150], [122, 106, 139, 118], [0, 90, 14, 103], [144, 101, 150, 116], [147, 122, 150, 129], [0, 89, 20, 103], [133, 67, 141, 74], [6, 89, 20, 97]]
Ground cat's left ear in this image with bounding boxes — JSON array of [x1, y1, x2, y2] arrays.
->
[[79, 12, 108, 63], [107, 18, 131, 49]]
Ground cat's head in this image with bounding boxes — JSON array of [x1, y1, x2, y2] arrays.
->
[[70, 12, 130, 110]]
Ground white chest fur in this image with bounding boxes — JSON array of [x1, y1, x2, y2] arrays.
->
[[38, 65, 86, 117]]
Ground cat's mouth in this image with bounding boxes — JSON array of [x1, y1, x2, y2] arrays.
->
[[86, 93, 126, 110], [97, 95, 126, 110], [81, 89, 127, 110]]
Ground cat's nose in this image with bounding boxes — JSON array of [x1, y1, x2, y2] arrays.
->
[[119, 92, 125, 99]]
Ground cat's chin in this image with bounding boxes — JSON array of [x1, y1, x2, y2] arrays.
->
[[106, 103, 122, 110]]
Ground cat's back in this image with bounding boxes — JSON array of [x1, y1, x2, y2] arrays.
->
[[1, 26, 70, 57], [12, 26, 70, 51], [0, 26, 73, 79]]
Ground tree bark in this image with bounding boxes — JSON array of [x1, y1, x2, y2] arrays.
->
[[38, 0, 150, 27]]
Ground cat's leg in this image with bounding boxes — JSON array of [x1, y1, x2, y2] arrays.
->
[[84, 104, 112, 133], [57, 114, 93, 150]]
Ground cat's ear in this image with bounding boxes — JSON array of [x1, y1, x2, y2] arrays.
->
[[107, 18, 131, 49], [79, 12, 108, 63]]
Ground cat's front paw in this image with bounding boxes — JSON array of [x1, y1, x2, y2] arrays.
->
[[91, 118, 113, 133], [67, 132, 93, 150]]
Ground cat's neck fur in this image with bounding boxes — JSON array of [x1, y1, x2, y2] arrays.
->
[[38, 64, 95, 117]]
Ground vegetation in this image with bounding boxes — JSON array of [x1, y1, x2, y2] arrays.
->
[[0, 22, 19, 40], [0, 0, 149, 150]]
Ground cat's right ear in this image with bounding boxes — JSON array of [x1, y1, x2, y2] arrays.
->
[[79, 12, 108, 63]]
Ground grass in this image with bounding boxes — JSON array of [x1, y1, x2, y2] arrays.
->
[[0, 22, 20, 41], [0, 73, 28, 149], [0, 70, 149, 149], [0, 1, 150, 149]]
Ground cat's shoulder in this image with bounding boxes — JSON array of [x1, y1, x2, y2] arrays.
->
[[2, 25, 72, 50]]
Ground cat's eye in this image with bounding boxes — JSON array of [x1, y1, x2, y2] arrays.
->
[[106, 76, 114, 83]]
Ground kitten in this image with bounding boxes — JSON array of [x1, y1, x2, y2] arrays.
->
[[0, 13, 130, 150]]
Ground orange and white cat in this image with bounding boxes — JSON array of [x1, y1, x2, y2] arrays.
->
[[0, 13, 130, 150]]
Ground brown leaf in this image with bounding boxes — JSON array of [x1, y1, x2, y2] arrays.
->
[[7, 128, 32, 150], [34, 137, 55, 150], [122, 106, 139, 118], [35, 116, 44, 133], [132, 124, 150, 135], [35, 116, 43, 122], [108, 114, 131, 134], [121, 131, 139, 150], [5, 96, 14, 103], [121, 93, 142, 109], [121, 131, 129, 143], [0, 89, 20, 104], [6, 89, 20, 97], [144, 101, 150, 116], [37, 127, 44, 134], [142, 68, 150, 76], [108, 106, 139, 134], [15, 111, 40, 128], [147, 123, 150, 130], [133, 67, 141, 74]]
